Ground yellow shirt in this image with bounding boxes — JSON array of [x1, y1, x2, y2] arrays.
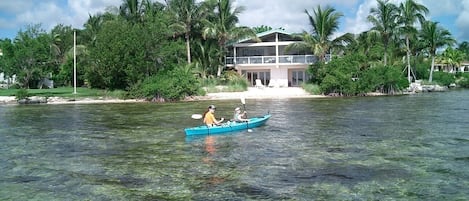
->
[[203, 112, 216, 126]]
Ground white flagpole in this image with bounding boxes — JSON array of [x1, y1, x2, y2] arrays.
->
[[73, 30, 77, 94]]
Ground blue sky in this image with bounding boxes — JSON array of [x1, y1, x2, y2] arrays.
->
[[1, 0, 467, 43]]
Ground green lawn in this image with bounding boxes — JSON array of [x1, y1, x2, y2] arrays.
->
[[0, 87, 126, 98]]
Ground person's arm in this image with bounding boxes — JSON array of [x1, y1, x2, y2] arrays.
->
[[242, 111, 249, 121], [238, 113, 249, 122], [215, 117, 224, 125]]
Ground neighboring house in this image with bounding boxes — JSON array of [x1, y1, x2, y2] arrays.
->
[[433, 61, 469, 73], [225, 29, 328, 87], [0, 73, 17, 88], [0, 72, 53, 89]]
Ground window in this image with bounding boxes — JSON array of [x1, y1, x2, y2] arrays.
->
[[291, 70, 308, 86], [245, 71, 270, 86]]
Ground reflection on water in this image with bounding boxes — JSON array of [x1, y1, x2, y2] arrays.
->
[[1, 90, 469, 200]]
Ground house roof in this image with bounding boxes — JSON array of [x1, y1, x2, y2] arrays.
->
[[227, 29, 296, 46], [255, 29, 292, 39]]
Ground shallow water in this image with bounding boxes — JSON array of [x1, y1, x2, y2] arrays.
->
[[1, 90, 469, 200]]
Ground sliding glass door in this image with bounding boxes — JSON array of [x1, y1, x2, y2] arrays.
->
[[291, 70, 307, 86], [243, 71, 270, 86]]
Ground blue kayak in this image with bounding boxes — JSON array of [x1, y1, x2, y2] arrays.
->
[[184, 114, 271, 136]]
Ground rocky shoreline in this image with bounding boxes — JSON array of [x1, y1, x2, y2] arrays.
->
[[0, 84, 452, 105], [0, 96, 145, 105]]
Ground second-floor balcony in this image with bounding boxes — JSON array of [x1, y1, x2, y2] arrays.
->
[[226, 55, 326, 65]]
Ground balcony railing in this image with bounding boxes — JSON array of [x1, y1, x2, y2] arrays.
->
[[226, 55, 321, 65]]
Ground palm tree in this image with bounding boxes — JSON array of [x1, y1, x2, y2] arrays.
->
[[348, 31, 382, 65], [202, 0, 257, 77], [368, 0, 398, 66], [419, 21, 455, 82], [166, 0, 207, 63], [441, 47, 465, 73], [398, 0, 429, 82], [252, 25, 273, 34], [192, 39, 220, 78], [119, 0, 144, 23], [457, 41, 469, 61], [83, 12, 118, 47], [287, 5, 353, 62]]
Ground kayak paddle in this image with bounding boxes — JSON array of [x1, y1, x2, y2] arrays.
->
[[240, 96, 252, 132], [191, 114, 203, 119]]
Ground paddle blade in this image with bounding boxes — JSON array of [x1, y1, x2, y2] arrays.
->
[[191, 114, 203, 119], [240, 97, 246, 105]]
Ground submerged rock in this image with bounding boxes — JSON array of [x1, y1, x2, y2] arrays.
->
[[17, 97, 48, 104]]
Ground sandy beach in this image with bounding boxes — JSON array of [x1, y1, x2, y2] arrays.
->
[[0, 87, 324, 105], [188, 87, 324, 100]]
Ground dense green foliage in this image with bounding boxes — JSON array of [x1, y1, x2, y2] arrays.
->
[[432, 72, 456, 87], [311, 54, 408, 95], [1, 0, 469, 101], [456, 73, 469, 88], [15, 89, 30, 100], [0, 87, 126, 98], [130, 66, 201, 101]]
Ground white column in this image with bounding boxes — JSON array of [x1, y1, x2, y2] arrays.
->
[[275, 33, 279, 68]]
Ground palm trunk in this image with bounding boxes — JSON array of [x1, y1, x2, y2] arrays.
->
[[406, 36, 411, 83], [384, 44, 388, 66], [429, 55, 435, 82], [217, 41, 226, 77], [185, 33, 191, 63]]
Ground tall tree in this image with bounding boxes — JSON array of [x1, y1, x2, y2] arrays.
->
[[347, 31, 382, 66], [287, 5, 353, 62], [368, 0, 398, 66], [192, 39, 220, 78], [166, 0, 207, 63], [398, 0, 429, 82], [202, 0, 257, 77], [419, 21, 455, 82], [0, 39, 15, 88], [13, 24, 51, 88], [441, 47, 465, 73], [119, 0, 144, 23], [457, 41, 469, 61]]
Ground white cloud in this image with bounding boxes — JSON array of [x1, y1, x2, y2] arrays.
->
[[235, 0, 359, 33], [341, 0, 375, 37], [68, 0, 121, 28], [456, 0, 469, 41], [15, 2, 71, 31], [422, 0, 462, 17], [1, 0, 468, 42], [0, 0, 122, 36], [0, 1, 35, 14]]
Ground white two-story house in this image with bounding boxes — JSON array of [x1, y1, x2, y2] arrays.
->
[[226, 29, 326, 87]]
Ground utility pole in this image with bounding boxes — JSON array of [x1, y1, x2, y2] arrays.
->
[[73, 30, 77, 94]]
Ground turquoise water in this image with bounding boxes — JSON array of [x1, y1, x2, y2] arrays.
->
[[1, 90, 469, 200]]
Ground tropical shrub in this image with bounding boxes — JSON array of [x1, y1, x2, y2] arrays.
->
[[131, 67, 201, 101], [301, 83, 321, 95], [225, 71, 248, 92], [414, 59, 431, 80], [359, 65, 409, 94], [432, 71, 455, 87], [315, 53, 365, 95], [456, 73, 469, 88], [15, 89, 30, 100]]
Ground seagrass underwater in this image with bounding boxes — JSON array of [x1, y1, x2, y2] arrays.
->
[[1, 90, 469, 200]]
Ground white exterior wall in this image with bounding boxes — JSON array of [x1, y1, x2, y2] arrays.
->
[[270, 68, 288, 87]]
